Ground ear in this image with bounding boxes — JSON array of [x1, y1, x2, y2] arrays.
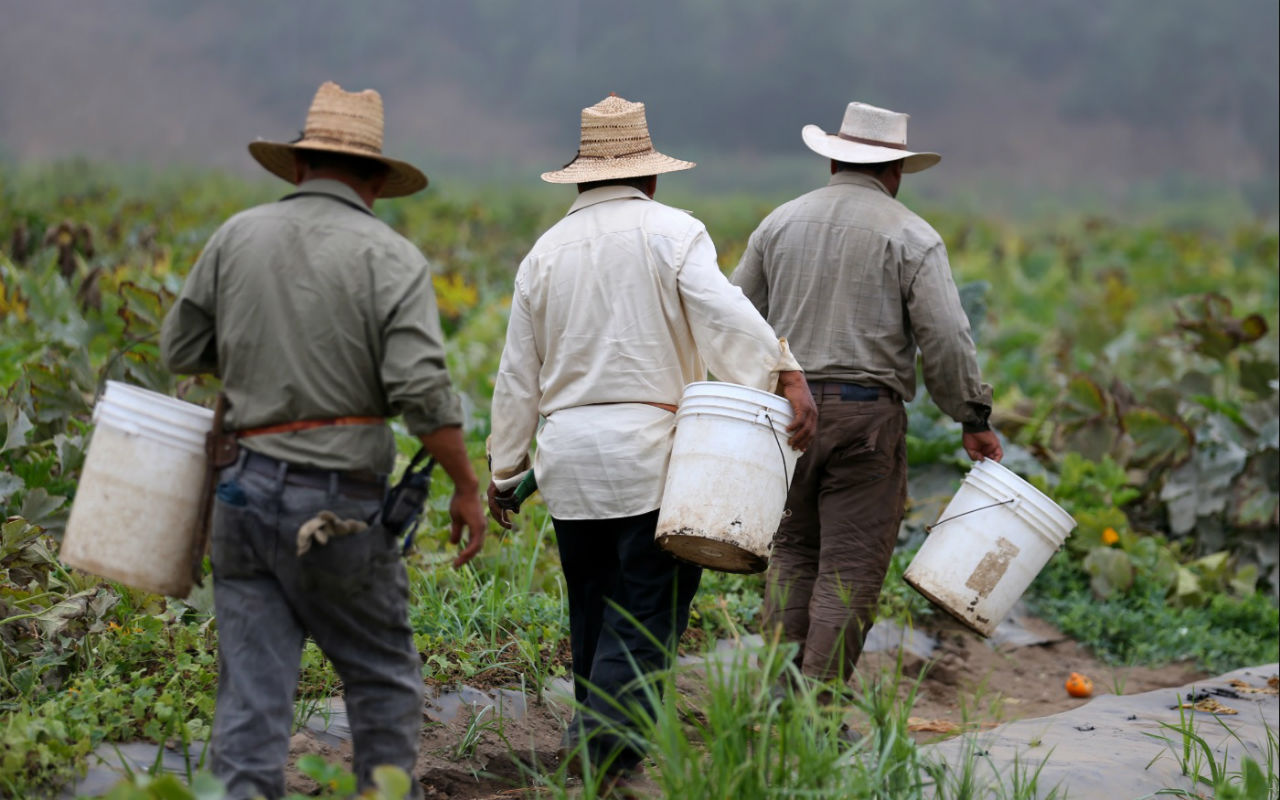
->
[[369, 170, 390, 200], [292, 153, 308, 184], [642, 175, 658, 198]]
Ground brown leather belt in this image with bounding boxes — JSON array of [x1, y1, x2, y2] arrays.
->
[[236, 416, 385, 438]]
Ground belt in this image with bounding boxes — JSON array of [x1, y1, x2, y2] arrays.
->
[[239, 450, 386, 500], [236, 416, 385, 438], [808, 381, 899, 402]]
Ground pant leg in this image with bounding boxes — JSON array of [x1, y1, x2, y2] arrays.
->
[[574, 510, 701, 772], [272, 482, 424, 796], [802, 399, 908, 684], [762, 407, 831, 673], [209, 467, 305, 800], [553, 518, 621, 705]]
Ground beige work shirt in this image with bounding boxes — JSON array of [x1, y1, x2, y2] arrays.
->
[[489, 185, 801, 520], [160, 179, 462, 474], [731, 171, 991, 428]]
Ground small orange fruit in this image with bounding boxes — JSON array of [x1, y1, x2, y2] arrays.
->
[[1101, 527, 1120, 546], [1065, 672, 1094, 698]]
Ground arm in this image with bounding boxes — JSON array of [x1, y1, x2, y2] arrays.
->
[[678, 229, 816, 450], [160, 236, 221, 374], [729, 225, 769, 319], [417, 425, 485, 567], [379, 258, 485, 565], [905, 243, 1001, 462], [487, 282, 543, 528]]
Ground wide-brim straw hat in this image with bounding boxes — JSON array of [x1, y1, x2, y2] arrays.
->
[[802, 101, 940, 174], [248, 81, 427, 198], [541, 95, 695, 184]]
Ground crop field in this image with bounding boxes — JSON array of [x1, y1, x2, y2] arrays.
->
[[0, 163, 1277, 799]]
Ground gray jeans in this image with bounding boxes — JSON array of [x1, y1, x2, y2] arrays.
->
[[209, 453, 423, 800]]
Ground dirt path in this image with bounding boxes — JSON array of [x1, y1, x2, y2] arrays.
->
[[279, 613, 1210, 799]]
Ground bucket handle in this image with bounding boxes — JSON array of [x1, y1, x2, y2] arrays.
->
[[762, 412, 793, 497], [926, 497, 1017, 533]]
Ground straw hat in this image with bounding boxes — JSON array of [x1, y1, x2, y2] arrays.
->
[[248, 81, 427, 197], [802, 102, 940, 174], [541, 95, 695, 184]]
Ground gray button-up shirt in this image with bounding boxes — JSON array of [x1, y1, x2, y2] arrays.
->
[[160, 178, 462, 474], [731, 171, 991, 427]]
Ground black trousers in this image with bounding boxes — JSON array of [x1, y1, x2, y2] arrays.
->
[[553, 509, 702, 772]]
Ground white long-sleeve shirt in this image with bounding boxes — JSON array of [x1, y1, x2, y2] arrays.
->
[[489, 185, 800, 520]]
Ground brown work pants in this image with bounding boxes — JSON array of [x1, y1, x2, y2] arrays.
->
[[763, 385, 908, 686]]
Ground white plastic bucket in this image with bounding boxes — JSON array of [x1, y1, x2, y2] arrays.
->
[[903, 459, 1076, 636], [655, 382, 800, 573], [61, 381, 214, 597]]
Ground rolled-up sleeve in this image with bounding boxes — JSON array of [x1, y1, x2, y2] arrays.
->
[[160, 236, 220, 375], [678, 228, 800, 392], [379, 259, 463, 434], [489, 276, 540, 490], [906, 243, 992, 427]]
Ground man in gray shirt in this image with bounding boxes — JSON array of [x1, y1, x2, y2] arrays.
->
[[162, 82, 485, 799], [731, 101, 1002, 704]]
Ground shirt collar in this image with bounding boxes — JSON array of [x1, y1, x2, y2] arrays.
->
[[566, 184, 652, 216], [828, 170, 890, 196], [288, 178, 375, 216]]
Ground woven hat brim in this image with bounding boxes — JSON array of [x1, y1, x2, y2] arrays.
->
[[541, 150, 695, 184], [248, 140, 429, 198], [801, 124, 939, 174]]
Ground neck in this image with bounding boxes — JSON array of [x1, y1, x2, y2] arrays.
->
[[299, 170, 379, 208]]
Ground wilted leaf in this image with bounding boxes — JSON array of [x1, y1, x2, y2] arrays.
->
[[1083, 547, 1133, 598], [2, 403, 34, 453], [34, 586, 119, 639], [1122, 406, 1193, 468]]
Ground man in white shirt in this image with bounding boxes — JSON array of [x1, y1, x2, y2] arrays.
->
[[487, 95, 815, 783]]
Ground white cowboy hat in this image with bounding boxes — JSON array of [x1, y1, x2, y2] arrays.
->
[[802, 101, 940, 174], [248, 81, 428, 198], [541, 94, 695, 184]]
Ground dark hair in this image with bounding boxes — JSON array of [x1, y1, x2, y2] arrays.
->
[[297, 148, 390, 182], [576, 175, 656, 193], [833, 159, 902, 176]]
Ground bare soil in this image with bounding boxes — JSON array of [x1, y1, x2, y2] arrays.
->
[[283, 614, 1208, 799]]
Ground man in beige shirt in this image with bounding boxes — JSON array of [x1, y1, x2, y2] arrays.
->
[[732, 102, 1002, 704], [162, 83, 484, 799], [487, 95, 815, 783]]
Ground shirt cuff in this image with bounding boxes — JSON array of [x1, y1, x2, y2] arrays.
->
[[961, 403, 993, 434], [766, 338, 803, 393], [399, 385, 464, 435]]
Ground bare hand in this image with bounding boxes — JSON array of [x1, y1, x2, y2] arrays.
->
[[486, 480, 515, 531], [963, 430, 1003, 462], [778, 370, 817, 452], [449, 488, 487, 568]]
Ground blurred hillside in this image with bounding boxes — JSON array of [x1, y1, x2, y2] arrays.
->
[[1, 0, 1277, 219]]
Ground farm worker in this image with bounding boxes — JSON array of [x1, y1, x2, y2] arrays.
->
[[731, 101, 1003, 705], [160, 82, 485, 800], [486, 94, 817, 784]]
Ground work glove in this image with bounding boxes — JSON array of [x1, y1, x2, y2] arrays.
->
[[296, 511, 369, 556]]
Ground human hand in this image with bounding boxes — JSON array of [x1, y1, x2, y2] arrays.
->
[[486, 480, 516, 531], [778, 370, 817, 452], [962, 431, 1003, 462], [449, 487, 487, 567]]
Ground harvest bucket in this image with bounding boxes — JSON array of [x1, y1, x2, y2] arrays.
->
[[904, 459, 1076, 636], [61, 381, 214, 597], [655, 381, 800, 573]]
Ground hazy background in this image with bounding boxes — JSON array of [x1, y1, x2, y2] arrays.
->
[[2, 0, 1277, 219]]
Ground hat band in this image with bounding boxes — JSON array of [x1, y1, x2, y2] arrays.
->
[[837, 132, 907, 151], [301, 133, 383, 156]]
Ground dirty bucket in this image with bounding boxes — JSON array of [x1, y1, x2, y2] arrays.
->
[[61, 381, 214, 597], [655, 381, 800, 573], [904, 459, 1076, 636]]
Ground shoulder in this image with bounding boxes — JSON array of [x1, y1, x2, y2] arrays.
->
[[886, 201, 944, 255]]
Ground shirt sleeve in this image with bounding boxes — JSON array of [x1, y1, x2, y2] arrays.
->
[[488, 276, 540, 491], [729, 224, 769, 319], [678, 227, 800, 393], [160, 233, 221, 375], [378, 253, 464, 434], [905, 242, 993, 429]]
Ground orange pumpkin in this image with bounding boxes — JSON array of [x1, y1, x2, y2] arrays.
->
[[1065, 672, 1094, 698]]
